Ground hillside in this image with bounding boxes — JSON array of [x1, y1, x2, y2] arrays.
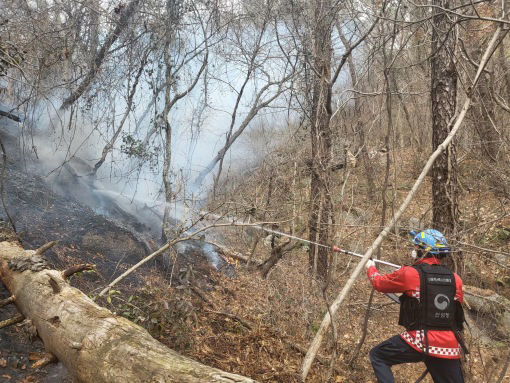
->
[[1, 0, 510, 381], [159, 145, 510, 382]]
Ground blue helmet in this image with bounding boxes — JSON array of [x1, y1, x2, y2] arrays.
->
[[409, 229, 450, 256]]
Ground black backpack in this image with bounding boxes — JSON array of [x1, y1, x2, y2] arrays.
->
[[398, 263, 468, 354]]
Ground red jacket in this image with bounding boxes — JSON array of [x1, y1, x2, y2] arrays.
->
[[367, 257, 463, 359]]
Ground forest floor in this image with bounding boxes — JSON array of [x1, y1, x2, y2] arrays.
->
[[108, 148, 509, 382], [0, 117, 509, 383], [163, 147, 509, 382]]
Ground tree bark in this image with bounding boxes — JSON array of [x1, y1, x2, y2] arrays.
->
[[308, 0, 333, 279], [0, 241, 256, 383], [473, 71, 500, 162], [430, 0, 458, 235]]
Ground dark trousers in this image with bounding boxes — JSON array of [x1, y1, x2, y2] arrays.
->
[[369, 335, 464, 383]]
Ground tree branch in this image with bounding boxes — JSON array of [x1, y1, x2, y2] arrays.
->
[[59, 0, 141, 110]]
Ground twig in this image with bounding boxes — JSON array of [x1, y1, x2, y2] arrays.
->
[[35, 241, 59, 255], [190, 282, 255, 330], [301, 25, 508, 381], [282, 339, 344, 376], [348, 288, 376, 366], [204, 309, 254, 330], [205, 240, 260, 265], [98, 221, 277, 297], [457, 241, 510, 258], [0, 295, 15, 307], [0, 314, 24, 329], [496, 350, 510, 383], [190, 286, 211, 304], [62, 264, 95, 280], [0, 109, 21, 122], [48, 276, 61, 294], [32, 352, 58, 369]]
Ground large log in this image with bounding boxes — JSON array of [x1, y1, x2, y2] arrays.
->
[[464, 285, 510, 340], [0, 241, 257, 383]]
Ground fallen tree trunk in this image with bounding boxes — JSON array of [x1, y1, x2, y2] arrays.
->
[[0, 241, 257, 383], [258, 240, 301, 279], [464, 285, 510, 340]]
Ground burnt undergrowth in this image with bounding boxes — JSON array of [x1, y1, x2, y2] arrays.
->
[[0, 123, 233, 382]]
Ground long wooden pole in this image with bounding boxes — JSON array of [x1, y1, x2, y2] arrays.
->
[[300, 25, 507, 381]]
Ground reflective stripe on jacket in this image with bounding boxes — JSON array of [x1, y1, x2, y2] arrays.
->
[[367, 257, 463, 359]]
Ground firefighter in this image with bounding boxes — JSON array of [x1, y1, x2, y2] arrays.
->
[[366, 229, 466, 383]]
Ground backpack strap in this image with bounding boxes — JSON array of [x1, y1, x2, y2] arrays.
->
[[414, 264, 430, 355]]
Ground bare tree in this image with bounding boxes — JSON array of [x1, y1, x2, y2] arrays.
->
[[463, 30, 502, 163], [159, 0, 211, 240], [306, 0, 334, 279], [299, 0, 384, 279], [430, 0, 459, 235], [192, 1, 297, 190], [91, 51, 149, 174], [335, 23, 377, 209], [59, 0, 142, 110]]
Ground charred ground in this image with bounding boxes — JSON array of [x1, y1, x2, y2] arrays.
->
[[0, 123, 232, 382], [0, 119, 509, 382]]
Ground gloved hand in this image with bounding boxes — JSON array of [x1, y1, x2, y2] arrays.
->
[[365, 259, 376, 269]]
